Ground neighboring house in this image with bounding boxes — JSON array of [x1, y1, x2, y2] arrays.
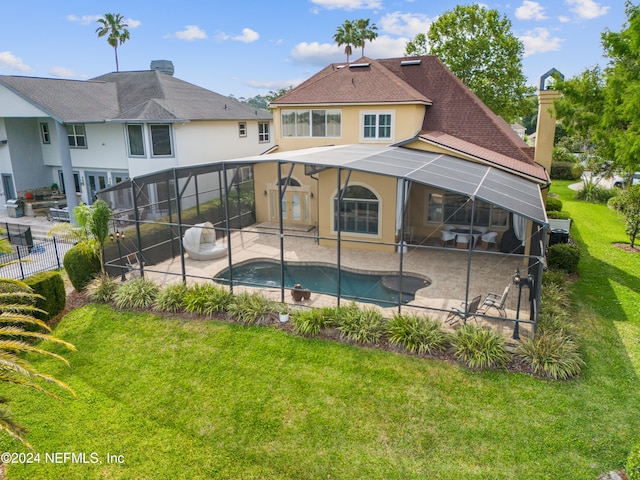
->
[[0, 61, 273, 212], [511, 122, 526, 140], [253, 55, 554, 254]]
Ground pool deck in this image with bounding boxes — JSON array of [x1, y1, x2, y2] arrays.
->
[[140, 227, 534, 340]]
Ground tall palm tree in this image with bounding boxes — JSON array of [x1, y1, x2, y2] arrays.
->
[[334, 20, 359, 63], [0, 277, 75, 448], [95, 13, 130, 72], [354, 18, 378, 57]]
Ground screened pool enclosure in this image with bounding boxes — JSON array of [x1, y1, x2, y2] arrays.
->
[[98, 145, 550, 340]]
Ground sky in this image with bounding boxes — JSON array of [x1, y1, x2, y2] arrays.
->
[[0, 0, 627, 100]]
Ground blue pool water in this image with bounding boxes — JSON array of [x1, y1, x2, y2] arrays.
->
[[215, 260, 430, 307]]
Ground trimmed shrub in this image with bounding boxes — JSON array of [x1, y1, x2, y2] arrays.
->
[[547, 243, 580, 273], [450, 324, 507, 370], [550, 162, 581, 180], [183, 283, 231, 316], [23, 271, 66, 321], [628, 439, 640, 480], [546, 210, 571, 220], [545, 197, 563, 212], [291, 307, 335, 336], [575, 181, 617, 203], [335, 304, 386, 345], [154, 283, 188, 313], [386, 314, 447, 354], [64, 242, 100, 291], [517, 332, 584, 380], [227, 291, 279, 325], [113, 278, 160, 309], [85, 275, 118, 304]]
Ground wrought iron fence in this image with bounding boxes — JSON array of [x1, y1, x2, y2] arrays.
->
[[0, 223, 74, 280]]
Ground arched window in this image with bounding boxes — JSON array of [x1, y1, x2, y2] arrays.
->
[[276, 178, 301, 187], [334, 185, 379, 234]]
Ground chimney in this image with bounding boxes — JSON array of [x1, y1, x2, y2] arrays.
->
[[150, 60, 174, 76], [534, 68, 563, 173]]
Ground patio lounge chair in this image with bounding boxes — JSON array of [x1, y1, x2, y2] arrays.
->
[[445, 295, 482, 326], [479, 284, 510, 317], [182, 221, 228, 261]]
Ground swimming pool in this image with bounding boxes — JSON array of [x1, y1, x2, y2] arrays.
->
[[214, 259, 430, 307]]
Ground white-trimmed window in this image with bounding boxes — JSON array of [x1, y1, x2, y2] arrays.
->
[[239, 122, 247, 137], [334, 185, 379, 235], [259, 122, 270, 143], [281, 109, 341, 138], [150, 124, 173, 156], [126, 124, 145, 156], [66, 124, 87, 148], [426, 192, 508, 228], [362, 113, 392, 140], [40, 122, 50, 144]]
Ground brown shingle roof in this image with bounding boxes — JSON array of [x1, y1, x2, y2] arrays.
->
[[272, 55, 544, 180], [271, 57, 431, 105]]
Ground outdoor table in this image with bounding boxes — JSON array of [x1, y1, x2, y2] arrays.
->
[[450, 228, 483, 248]]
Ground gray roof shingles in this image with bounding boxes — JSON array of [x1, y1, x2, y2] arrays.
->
[[0, 70, 271, 123]]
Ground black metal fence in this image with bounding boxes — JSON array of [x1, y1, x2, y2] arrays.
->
[[0, 223, 73, 280]]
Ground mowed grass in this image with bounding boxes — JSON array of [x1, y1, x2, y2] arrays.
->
[[0, 179, 639, 479]]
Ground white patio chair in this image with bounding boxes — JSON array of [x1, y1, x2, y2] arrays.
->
[[441, 229, 456, 247], [455, 232, 470, 249], [480, 231, 498, 250]]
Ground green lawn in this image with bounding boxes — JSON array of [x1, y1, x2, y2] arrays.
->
[[1, 179, 639, 479]]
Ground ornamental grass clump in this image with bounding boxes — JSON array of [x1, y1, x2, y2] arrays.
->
[[183, 283, 231, 316], [450, 324, 507, 370], [386, 314, 447, 354], [85, 275, 118, 304], [517, 331, 584, 380], [291, 307, 335, 336], [112, 278, 159, 310], [153, 283, 188, 313], [335, 304, 386, 345], [227, 291, 279, 325]]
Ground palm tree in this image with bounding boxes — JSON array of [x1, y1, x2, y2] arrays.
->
[[95, 13, 130, 72], [334, 20, 359, 63], [354, 18, 378, 57], [0, 277, 76, 448]]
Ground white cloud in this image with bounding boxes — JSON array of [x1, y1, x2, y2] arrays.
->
[[67, 14, 101, 25], [379, 12, 432, 37], [125, 18, 142, 28], [175, 25, 207, 41], [0, 51, 31, 72], [233, 28, 260, 43], [558, 16, 571, 23], [290, 35, 408, 66], [67, 14, 140, 27], [515, 1, 548, 20], [566, 0, 610, 19], [49, 66, 76, 78], [519, 28, 563, 57], [310, 0, 382, 10]]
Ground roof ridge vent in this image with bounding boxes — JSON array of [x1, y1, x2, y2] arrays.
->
[[401, 59, 421, 66], [150, 60, 174, 76], [349, 63, 370, 68]]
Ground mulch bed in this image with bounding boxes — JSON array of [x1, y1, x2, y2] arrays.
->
[[613, 242, 640, 253]]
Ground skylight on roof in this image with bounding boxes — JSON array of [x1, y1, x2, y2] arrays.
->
[[349, 63, 370, 68], [401, 60, 421, 66]]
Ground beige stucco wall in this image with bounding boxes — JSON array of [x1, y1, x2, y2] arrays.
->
[[271, 103, 426, 152]]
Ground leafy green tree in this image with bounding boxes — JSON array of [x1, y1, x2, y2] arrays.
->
[[614, 185, 640, 247], [599, 1, 640, 175], [405, 33, 427, 56], [0, 277, 75, 448], [354, 18, 378, 56], [95, 13, 130, 72], [334, 20, 358, 63], [405, 4, 533, 122]]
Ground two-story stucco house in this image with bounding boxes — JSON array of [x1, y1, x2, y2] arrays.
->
[[252, 55, 554, 256], [0, 61, 273, 213]]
